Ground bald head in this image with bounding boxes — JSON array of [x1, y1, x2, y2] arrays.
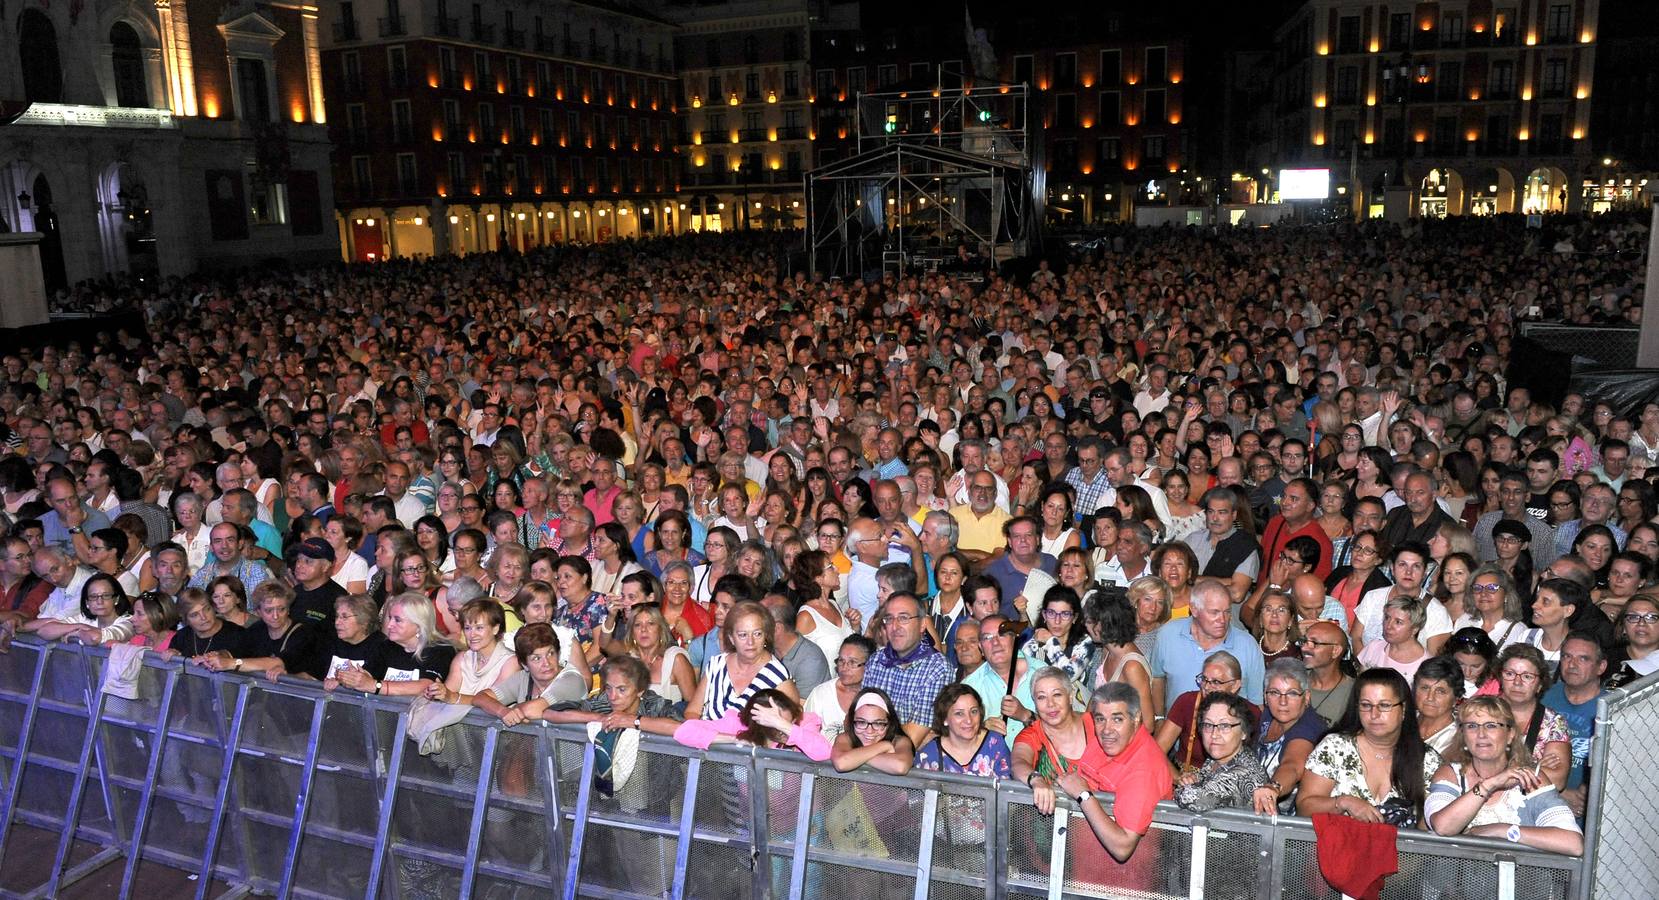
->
[[1290, 573, 1327, 616]]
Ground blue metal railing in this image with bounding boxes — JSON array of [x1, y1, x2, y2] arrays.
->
[[0, 636, 1608, 899]]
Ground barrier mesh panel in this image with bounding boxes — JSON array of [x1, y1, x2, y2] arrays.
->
[[1203, 827, 1264, 900], [809, 775, 924, 866], [1003, 799, 1052, 892], [1591, 680, 1659, 900], [575, 745, 687, 896], [682, 759, 754, 899], [477, 728, 558, 884], [0, 642, 41, 796], [16, 709, 89, 822], [806, 858, 918, 900], [1062, 820, 1188, 899], [288, 702, 384, 898]]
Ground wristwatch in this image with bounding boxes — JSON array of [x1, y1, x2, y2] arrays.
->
[[1505, 824, 1522, 843], [1026, 772, 1042, 788], [67, 525, 82, 535], [1075, 790, 1094, 805]]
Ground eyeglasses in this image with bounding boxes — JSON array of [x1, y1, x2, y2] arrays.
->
[[1042, 608, 1074, 621], [1264, 689, 1306, 700], [1196, 675, 1239, 689], [1351, 545, 1378, 557], [852, 718, 889, 731], [1500, 670, 1539, 683], [883, 613, 921, 627], [86, 592, 118, 601], [1460, 721, 1508, 734], [455, 545, 481, 554], [461, 505, 483, 512], [834, 658, 867, 670], [400, 565, 427, 574], [1623, 612, 1659, 625], [1358, 701, 1403, 714], [1470, 582, 1504, 593], [1198, 720, 1241, 733]]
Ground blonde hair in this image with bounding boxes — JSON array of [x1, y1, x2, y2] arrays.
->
[[384, 591, 441, 658], [1127, 575, 1173, 624], [1445, 696, 1535, 769]]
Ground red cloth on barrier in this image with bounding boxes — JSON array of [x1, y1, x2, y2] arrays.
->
[[1312, 812, 1397, 900]]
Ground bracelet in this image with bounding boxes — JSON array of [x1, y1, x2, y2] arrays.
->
[[1027, 771, 1042, 788]]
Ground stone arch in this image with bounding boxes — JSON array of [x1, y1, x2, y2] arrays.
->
[[17, 9, 65, 103], [1523, 166, 1569, 214], [1418, 167, 1462, 218]]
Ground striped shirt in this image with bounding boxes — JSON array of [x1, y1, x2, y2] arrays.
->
[[701, 653, 793, 720]]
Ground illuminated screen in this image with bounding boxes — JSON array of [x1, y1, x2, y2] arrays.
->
[[1278, 168, 1331, 200]]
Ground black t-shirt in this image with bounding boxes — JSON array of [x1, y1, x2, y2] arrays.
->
[[1526, 493, 1551, 522], [172, 620, 250, 658], [241, 621, 322, 679], [368, 640, 457, 684], [293, 580, 347, 636], [319, 631, 389, 681]]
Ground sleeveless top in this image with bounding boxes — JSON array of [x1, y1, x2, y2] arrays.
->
[[458, 643, 515, 694], [652, 646, 690, 703], [701, 652, 792, 719], [800, 603, 854, 665], [1039, 528, 1076, 558], [1099, 647, 1150, 688]]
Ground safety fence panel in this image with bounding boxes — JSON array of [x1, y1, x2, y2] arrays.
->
[[1582, 671, 1659, 900], [0, 638, 1607, 900]]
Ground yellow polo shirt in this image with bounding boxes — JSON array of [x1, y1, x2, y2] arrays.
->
[[951, 504, 1011, 554]]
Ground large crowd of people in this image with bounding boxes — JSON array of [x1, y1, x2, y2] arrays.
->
[[0, 212, 1651, 870]]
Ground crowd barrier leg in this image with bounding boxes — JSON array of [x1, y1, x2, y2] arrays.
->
[[537, 726, 568, 896], [784, 770, 815, 899], [560, 741, 596, 900], [366, 708, 412, 898], [746, 754, 772, 900], [273, 697, 329, 897], [194, 681, 252, 900], [115, 665, 181, 897], [910, 787, 938, 900], [668, 755, 704, 900], [0, 644, 52, 869], [43, 650, 117, 898], [456, 725, 499, 898]]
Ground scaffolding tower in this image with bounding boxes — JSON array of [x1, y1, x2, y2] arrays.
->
[[807, 79, 1040, 277]]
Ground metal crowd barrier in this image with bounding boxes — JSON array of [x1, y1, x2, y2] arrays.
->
[[0, 636, 1627, 899]]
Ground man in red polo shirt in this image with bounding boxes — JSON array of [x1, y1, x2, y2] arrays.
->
[[1057, 681, 1174, 863], [1258, 477, 1333, 583]]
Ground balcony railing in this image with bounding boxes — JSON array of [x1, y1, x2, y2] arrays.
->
[[440, 67, 462, 89], [331, 19, 359, 41], [431, 16, 458, 37], [470, 21, 495, 43], [777, 125, 808, 140], [378, 15, 405, 37], [504, 27, 524, 49], [739, 127, 768, 141]]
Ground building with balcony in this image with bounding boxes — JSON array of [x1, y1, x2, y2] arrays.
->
[[809, 3, 1193, 225], [659, 0, 811, 232], [1272, 0, 1599, 218], [0, 0, 337, 293], [321, 0, 679, 259]]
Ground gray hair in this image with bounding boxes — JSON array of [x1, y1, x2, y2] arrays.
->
[[447, 575, 487, 606], [1264, 657, 1311, 694], [1190, 577, 1233, 612], [1202, 650, 1243, 680], [1032, 665, 1073, 695], [1119, 520, 1154, 550], [1091, 681, 1142, 720], [923, 510, 959, 549], [661, 560, 696, 584]]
